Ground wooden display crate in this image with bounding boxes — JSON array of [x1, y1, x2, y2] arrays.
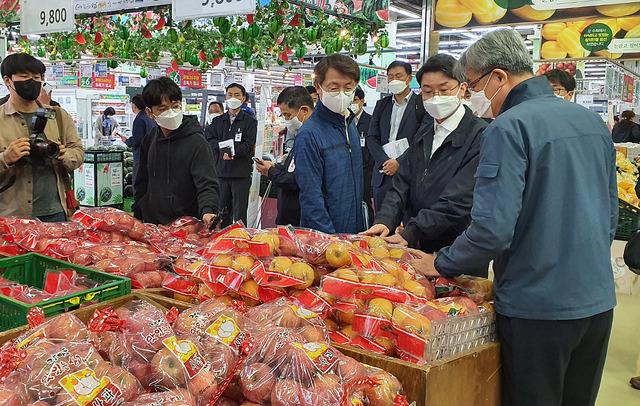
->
[[334, 343, 501, 406]]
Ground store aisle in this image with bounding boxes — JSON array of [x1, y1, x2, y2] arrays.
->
[[597, 293, 640, 405]]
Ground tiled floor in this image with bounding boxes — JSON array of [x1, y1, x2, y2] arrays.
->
[[596, 293, 640, 405]]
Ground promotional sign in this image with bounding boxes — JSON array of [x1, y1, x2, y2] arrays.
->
[[79, 64, 92, 88], [118, 76, 130, 87], [172, 0, 256, 21], [21, 0, 73, 35], [624, 74, 635, 103], [60, 75, 78, 86], [94, 62, 108, 78], [146, 67, 163, 80], [73, 0, 170, 14], [129, 76, 141, 87], [433, 0, 640, 31], [52, 65, 64, 80], [166, 69, 202, 88], [93, 74, 115, 90], [541, 18, 640, 60]]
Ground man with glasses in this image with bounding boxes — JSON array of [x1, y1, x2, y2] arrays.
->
[[134, 77, 220, 226], [407, 30, 617, 406], [292, 54, 364, 234], [367, 61, 426, 212], [544, 68, 576, 101], [362, 54, 487, 267]]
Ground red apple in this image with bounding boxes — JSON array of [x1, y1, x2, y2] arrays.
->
[[313, 373, 344, 406], [299, 325, 327, 343], [337, 355, 366, 384], [150, 347, 188, 389], [271, 379, 304, 406], [105, 365, 141, 401], [363, 370, 402, 406], [214, 397, 239, 406], [188, 368, 218, 403], [0, 388, 22, 406], [204, 343, 237, 384], [277, 343, 317, 387], [240, 362, 276, 404]]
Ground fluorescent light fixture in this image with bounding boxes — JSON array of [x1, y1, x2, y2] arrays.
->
[[389, 5, 421, 19], [396, 30, 422, 37], [399, 18, 423, 24]]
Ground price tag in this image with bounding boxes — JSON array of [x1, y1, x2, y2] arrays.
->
[[531, 0, 628, 10], [21, 0, 74, 35], [172, 0, 256, 21]]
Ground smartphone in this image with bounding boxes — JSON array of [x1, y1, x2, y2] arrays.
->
[[252, 157, 262, 163]]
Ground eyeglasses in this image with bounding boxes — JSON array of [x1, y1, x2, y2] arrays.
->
[[467, 67, 507, 91], [553, 88, 568, 96], [422, 84, 460, 98]]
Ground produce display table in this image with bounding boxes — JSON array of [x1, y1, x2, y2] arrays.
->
[[74, 149, 125, 208]]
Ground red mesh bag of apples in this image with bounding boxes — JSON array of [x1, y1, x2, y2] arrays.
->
[[91, 251, 172, 288], [206, 223, 303, 258], [166, 217, 214, 245], [68, 241, 155, 267], [299, 237, 387, 272], [72, 207, 147, 241]]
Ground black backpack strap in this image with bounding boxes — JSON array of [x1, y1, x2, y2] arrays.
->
[[415, 93, 426, 123]]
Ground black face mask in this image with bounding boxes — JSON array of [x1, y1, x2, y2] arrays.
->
[[13, 79, 42, 101]]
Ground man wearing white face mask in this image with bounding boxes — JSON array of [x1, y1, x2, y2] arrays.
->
[[133, 77, 220, 227], [406, 30, 617, 406], [543, 68, 576, 102], [255, 86, 314, 226], [206, 83, 258, 227], [362, 54, 487, 265], [292, 54, 365, 234], [368, 61, 425, 213]]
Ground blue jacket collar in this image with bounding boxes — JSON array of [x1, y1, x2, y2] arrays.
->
[[315, 100, 354, 126], [499, 75, 554, 115]]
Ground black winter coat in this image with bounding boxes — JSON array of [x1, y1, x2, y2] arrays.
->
[[267, 152, 300, 226], [133, 115, 220, 225], [612, 121, 640, 143], [205, 110, 257, 178], [375, 106, 487, 252]]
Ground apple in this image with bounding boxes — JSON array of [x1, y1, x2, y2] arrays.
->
[[106, 365, 141, 401], [325, 243, 352, 268], [364, 370, 402, 406], [312, 266, 332, 285], [299, 325, 327, 343], [47, 313, 90, 341], [188, 367, 218, 403], [313, 373, 344, 405], [367, 237, 386, 248], [240, 362, 276, 403], [279, 236, 302, 257], [373, 336, 396, 356], [226, 228, 251, 240], [239, 402, 262, 406], [388, 248, 405, 259], [277, 342, 319, 387], [335, 299, 366, 325], [333, 268, 359, 283], [269, 257, 293, 274], [324, 317, 339, 332], [0, 388, 22, 406], [203, 343, 237, 384], [214, 254, 234, 267], [271, 379, 304, 406], [150, 347, 188, 389], [174, 308, 215, 336], [367, 298, 394, 320], [286, 262, 314, 289], [215, 397, 239, 406], [232, 256, 255, 277], [337, 355, 366, 384], [371, 247, 389, 259], [239, 279, 261, 306], [250, 328, 304, 366], [223, 375, 244, 402], [277, 305, 305, 328], [339, 325, 357, 340]]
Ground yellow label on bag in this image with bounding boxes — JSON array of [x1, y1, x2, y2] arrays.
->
[[59, 368, 121, 406], [205, 314, 246, 350]]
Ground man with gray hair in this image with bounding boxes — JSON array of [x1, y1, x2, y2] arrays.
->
[[408, 29, 617, 405]]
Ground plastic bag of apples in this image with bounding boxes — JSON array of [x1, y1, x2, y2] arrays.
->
[[90, 251, 172, 289], [207, 223, 303, 258], [72, 207, 147, 241]]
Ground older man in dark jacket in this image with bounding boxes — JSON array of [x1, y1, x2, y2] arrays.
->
[[293, 54, 364, 234], [363, 54, 487, 259]]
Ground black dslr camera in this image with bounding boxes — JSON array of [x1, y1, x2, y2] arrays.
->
[[19, 108, 60, 166]]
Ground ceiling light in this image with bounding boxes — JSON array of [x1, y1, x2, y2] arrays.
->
[[389, 5, 421, 19], [396, 30, 422, 37]]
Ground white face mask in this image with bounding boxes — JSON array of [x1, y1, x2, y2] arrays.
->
[[349, 103, 361, 114], [320, 86, 355, 115], [388, 79, 409, 95], [461, 98, 475, 113], [210, 113, 221, 121], [155, 108, 183, 131], [286, 110, 303, 135], [226, 97, 243, 110], [469, 72, 502, 119], [422, 93, 461, 120], [555, 93, 566, 99]]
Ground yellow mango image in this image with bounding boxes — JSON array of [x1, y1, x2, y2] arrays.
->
[[542, 23, 566, 41], [567, 20, 596, 33], [541, 41, 568, 59], [596, 4, 640, 18], [626, 25, 640, 38], [474, 2, 507, 25], [436, 0, 472, 28], [459, 0, 495, 14], [595, 19, 621, 36], [594, 50, 623, 59], [511, 5, 555, 21], [557, 27, 587, 58], [617, 17, 640, 32]]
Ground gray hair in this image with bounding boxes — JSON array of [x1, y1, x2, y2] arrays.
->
[[455, 29, 533, 80]]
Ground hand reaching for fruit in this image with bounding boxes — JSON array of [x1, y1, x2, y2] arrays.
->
[[360, 224, 390, 237], [383, 233, 408, 247], [406, 248, 441, 277]]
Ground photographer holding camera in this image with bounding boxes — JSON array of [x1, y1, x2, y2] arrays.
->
[[0, 53, 84, 221]]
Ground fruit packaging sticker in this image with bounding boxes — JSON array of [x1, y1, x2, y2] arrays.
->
[[162, 336, 206, 380], [290, 342, 339, 374], [206, 315, 247, 351], [59, 368, 123, 406]]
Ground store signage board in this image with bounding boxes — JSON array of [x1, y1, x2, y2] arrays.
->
[[60, 76, 77, 86], [531, 0, 628, 10], [166, 68, 202, 88], [73, 0, 170, 13], [129, 76, 141, 87], [609, 38, 640, 54], [52, 65, 64, 80], [21, 0, 74, 35], [95, 63, 108, 78], [93, 74, 115, 90], [146, 68, 163, 80], [172, 0, 256, 21], [118, 76, 131, 87]]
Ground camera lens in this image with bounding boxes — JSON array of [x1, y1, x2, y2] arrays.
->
[[31, 139, 60, 159]]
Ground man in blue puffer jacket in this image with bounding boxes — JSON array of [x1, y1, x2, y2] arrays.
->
[[292, 54, 364, 234]]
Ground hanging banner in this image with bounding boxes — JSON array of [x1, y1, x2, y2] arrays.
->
[[172, 0, 256, 21], [73, 0, 170, 14], [433, 0, 640, 32], [52, 65, 64, 80], [166, 68, 203, 89], [94, 62, 108, 78], [79, 64, 92, 88], [93, 74, 115, 90], [118, 76, 131, 87], [21, 0, 74, 35], [129, 76, 141, 87], [60, 75, 77, 86], [624, 75, 635, 103], [146, 67, 163, 80]]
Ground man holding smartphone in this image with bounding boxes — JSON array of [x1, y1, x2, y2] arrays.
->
[[255, 86, 314, 226]]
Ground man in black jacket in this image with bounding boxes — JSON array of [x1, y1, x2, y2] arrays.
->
[[133, 77, 220, 226], [255, 86, 314, 226], [351, 87, 374, 227], [205, 83, 257, 227], [367, 61, 426, 212], [121, 94, 156, 190], [362, 54, 487, 260]]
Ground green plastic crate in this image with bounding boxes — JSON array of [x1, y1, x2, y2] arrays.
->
[[616, 198, 640, 241], [0, 253, 131, 331]]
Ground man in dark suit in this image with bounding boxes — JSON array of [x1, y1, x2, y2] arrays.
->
[[367, 61, 426, 212], [351, 87, 374, 228]]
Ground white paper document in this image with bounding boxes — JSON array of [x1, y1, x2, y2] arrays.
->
[[218, 139, 235, 157], [383, 138, 409, 160]]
